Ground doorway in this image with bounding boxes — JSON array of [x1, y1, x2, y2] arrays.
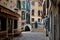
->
[[35, 21, 38, 28], [0, 16, 6, 31]]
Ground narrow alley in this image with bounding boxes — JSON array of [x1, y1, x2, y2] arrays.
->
[[1, 0, 60, 40], [13, 30, 49, 40]]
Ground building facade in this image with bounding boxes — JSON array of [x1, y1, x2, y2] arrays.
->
[[0, 0, 21, 40], [21, 0, 30, 31], [43, 0, 51, 36], [30, 0, 45, 32], [47, 0, 60, 40], [21, 0, 27, 31]]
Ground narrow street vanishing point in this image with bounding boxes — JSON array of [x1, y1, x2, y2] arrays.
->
[[13, 31, 49, 40]]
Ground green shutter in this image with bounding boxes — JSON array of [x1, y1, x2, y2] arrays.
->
[[35, 21, 38, 28], [22, 1, 25, 9]]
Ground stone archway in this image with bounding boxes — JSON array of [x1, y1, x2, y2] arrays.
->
[[25, 26, 30, 31], [24, 24, 32, 32]]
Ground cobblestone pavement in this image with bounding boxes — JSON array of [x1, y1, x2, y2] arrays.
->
[[13, 31, 49, 40]]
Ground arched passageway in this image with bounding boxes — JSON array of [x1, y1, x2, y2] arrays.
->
[[24, 24, 32, 31], [25, 26, 30, 31]]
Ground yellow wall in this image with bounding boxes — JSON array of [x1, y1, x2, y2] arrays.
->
[[30, 0, 43, 23]]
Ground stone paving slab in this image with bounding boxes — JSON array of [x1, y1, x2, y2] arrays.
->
[[13, 32, 49, 40]]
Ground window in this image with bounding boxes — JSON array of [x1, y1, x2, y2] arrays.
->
[[38, 18, 40, 22], [40, 11, 42, 16], [0, 17, 6, 31], [47, 0, 49, 8], [6, 3, 7, 5], [40, 19, 42, 22], [4, 2, 7, 5], [26, 13, 29, 19], [26, 13, 30, 24], [32, 10, 34, 16], [32, 1, 35, 6], [21, 1, 25, 9], [21, 11, 25, 20], [26, 1, 30, 11], [14, 20, 17, 29], [43, 1, 46, 17], [8, 18, 12, 33], [38, 1, 42, 6], [11, 1, 12, 3], [32, 18, 34, 22], [17, 0, 21, 9], [38, 10, 40, 16], [6, 0, 9, 2], [21, 22, 24, 25]]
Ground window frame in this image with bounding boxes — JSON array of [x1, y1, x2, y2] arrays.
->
[[38, 10, 40, 16], [21, 1, 26, 9], [32, 9, 34, 16], [21, 22, 24, 26], [38, 1, 42, 6], [38, 18, 40, 22], [8, 18, 12, 33], [32, 1, 35, 6], [32, 18, 34, 22], [14, 20, 17, 29], [17, 0, 21, 10], [0, 17, 6, 31], [21, 11, 25, 20]]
